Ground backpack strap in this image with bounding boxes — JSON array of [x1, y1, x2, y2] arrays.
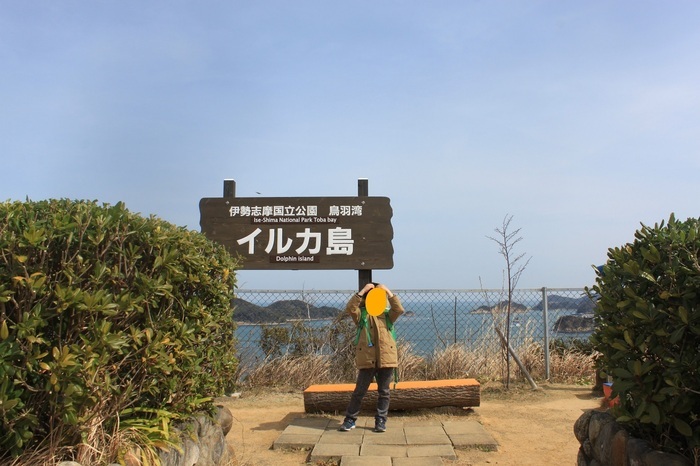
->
[[385, 310, 397, 341], [354, 307, 374, 347], [383, 310, 399, 389]]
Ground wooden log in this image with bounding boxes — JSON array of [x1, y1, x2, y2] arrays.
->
[[303, 379, 480, 413]]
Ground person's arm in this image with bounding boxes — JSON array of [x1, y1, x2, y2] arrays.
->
[[377, 284, 404, 322], [376, 283, 394, 298], [358, 282, 375, 298], [345, 283, 375, 323]]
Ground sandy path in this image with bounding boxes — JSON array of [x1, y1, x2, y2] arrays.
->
[[219, 383, 600, 466]]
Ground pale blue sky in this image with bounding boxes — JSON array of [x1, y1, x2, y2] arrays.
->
[[3, 1, 699, 291]]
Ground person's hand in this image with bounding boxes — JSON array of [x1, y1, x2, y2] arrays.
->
[[376, 283, 394, 298], [358, 282, 375, 296]]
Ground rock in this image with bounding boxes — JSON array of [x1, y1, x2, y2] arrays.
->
[[643, 450, 693, 466], [574, 409, 594, 443], [216, 405, 234, 436], [577, 447, 589, 466], [627, 438, 652, 466], [159, 409, 232, 466], [610, 428, 629, 466], [574, 411, 693, 466], [593, 416, 622, 462], [160, 437, 200, 466], [588, 411, 615, 446], [194, 413, 228, 466]]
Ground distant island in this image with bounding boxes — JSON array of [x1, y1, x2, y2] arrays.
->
[[531, 294, 596, 313], [233, 298, 342, 323], [472, 301, 528, 314], [552, 313, 595, 333], [530, 294, 597, 333]]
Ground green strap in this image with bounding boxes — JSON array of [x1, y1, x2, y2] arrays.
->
[[354, 307, 374, 346], [385, 312, 397, 341], [385, 313, 399, 388], [354, 308, 396, 347]]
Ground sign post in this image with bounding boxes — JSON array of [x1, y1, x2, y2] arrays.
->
[[357, 178, 372, 291]]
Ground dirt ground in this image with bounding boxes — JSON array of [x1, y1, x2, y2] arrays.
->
[[217, 382, 601, 466]]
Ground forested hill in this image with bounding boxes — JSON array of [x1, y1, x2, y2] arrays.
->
[[531, 294, 595, 313], [232, 298, 343, 323]]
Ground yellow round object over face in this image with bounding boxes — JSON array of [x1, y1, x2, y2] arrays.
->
[[365, 288, 388, 316]]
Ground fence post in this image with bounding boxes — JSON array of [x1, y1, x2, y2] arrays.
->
[[542, 287, 550, 379]]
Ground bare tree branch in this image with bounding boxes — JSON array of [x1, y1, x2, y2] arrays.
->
[[486, 214, 532, 389]]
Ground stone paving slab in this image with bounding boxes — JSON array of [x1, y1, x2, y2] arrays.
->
[[449, 433, 499, 451], [341, 456, 393, 466], [441, 420, 485, 435], [361, 444, 409, 457], [443, 420, 499, 451], [404, 434, 452, 445], [363, 431, 407, 445], [407, 445, 457, 460], [282, 424, 328, 435], [290, 417, 333, 428], [392, 457, 444, 466], [406, 419, 443, 426], [272, 433, 321, 450], [404, 426, 446, 436], [310, 443, 361, 462], [319, 430, 365, 444], [275, 416, 497, 463]]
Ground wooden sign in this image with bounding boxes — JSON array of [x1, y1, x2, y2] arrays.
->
[[199, 196, 393, 270]]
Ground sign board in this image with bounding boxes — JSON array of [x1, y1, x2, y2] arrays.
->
[[199, 196, 393, 270]]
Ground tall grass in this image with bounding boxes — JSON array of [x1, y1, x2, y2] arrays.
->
[[238, 337, 595, 390], [243, 354, 333, 388]]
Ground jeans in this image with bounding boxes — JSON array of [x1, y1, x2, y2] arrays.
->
[[344, 367, 394, 422]]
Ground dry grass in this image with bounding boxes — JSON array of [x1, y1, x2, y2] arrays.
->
[[242, 354, 333, 389], [515, 340, 596, 384], [397, 340, 427, 380], [547, 347, 597, 384], [426, 344, 474, 380], [238, 338, 595, 389]]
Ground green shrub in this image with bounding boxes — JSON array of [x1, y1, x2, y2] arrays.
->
[[0, 199, 239, 460], [590, 214, 699, 462], [259, 324, 291, 358], [258, 320, 334, 359], [549, 337, 595, 356]]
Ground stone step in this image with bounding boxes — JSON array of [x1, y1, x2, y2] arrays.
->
[[273, 416, 497, 464]]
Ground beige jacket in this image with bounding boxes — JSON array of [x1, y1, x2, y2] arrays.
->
[[345, 293, 404, 369]]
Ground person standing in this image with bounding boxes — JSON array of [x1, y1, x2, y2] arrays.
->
[[339, 282, 404, 433]]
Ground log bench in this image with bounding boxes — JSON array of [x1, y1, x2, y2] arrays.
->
[[303, 378, 480, 413]]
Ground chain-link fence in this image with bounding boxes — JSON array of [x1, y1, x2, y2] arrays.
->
[[234, 287, 595, 382]]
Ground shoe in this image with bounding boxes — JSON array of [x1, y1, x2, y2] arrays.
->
[[373, 417, 386, 433], [338, 418, 355, 431]]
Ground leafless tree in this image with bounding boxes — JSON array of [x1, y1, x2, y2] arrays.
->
[[487, 214, 531, 388]]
